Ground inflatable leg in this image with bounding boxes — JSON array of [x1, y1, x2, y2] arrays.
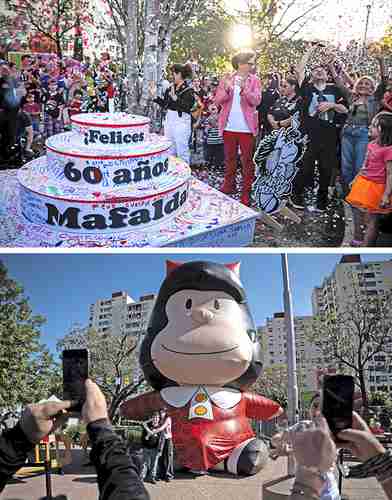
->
[[226, 438, 269, 476]]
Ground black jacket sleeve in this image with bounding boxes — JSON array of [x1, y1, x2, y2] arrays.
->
[[154, 86, 195, 115], [375, 81, 387, 103], [0, 423, 34, 493], [88, 419, 150, 500]]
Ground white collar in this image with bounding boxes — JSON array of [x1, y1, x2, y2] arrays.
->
[[160, 385, 242, 409]]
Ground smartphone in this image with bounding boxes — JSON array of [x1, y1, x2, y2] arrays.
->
[[322, 375, 354, 439], [62, 349, 89, 413]]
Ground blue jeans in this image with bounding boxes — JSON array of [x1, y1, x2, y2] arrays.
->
[[341, 125, 369, 186]]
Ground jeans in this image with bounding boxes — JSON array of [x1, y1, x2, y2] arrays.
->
[[44, 115, 63, 138], [160, 438, 174, 479], [341, 125, 369, 186]]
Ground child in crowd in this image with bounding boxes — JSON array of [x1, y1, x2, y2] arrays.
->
[[205, 102, 224, 172], [346, 112, 392, 246], [22, 93, 41, 134], [41, 79, 65, 138], [68, 89, 83, 117]]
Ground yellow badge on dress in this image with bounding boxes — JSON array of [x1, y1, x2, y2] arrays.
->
[[189, 386, 214, 420]]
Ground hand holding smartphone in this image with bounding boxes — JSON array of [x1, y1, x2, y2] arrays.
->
[[62, 349, 89, 413], [321, 374, 354, 442]]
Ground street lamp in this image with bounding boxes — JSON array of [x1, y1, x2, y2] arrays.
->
[[363, 2, 373, 51], [281, 254, 299, 476]]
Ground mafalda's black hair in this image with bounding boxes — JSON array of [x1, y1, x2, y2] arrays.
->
[[140, 261, 263, 391]]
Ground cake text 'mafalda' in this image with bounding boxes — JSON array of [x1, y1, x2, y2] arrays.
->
[[45, 187, 188, 230], [84, 129, 145, 146]]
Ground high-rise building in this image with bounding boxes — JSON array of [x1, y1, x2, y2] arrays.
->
[[259, 313, 321, 395], [312, 255, 392, 317], [311, 255, 392, 394], [89, 291, 156, 337]]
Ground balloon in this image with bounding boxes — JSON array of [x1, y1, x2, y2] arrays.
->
[[121, 261, 282, 476]]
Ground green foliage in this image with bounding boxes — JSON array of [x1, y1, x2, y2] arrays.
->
[[0, 261, 59, 410], [252, 365, 288, 409], [308, 284, 392, 408], [369, 391, 392, 408], [257, 38, 307, 74], [57, 328, 144, 421], [63, 422, 86, 442], [377, 25, 392, 53], [170, 0, 233, 74]]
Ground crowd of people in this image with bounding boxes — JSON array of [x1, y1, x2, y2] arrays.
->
[[0, 53, 125, 163], [1, 44, 392, 245], [1, 380, 392, 500]]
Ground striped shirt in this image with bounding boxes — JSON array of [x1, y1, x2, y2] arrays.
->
[[207, 126, 223, 145]]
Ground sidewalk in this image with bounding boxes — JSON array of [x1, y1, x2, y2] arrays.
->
[[3, 449, 386, 500], [263, 457, 386, 500]]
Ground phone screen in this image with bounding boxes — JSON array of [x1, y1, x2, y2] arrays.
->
[[322, 375, 354, 436], [62, 349, 89, 412]]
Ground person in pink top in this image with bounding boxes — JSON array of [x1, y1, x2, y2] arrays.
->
[[346, 112, 392, 246], [215, 51, 262, 205]]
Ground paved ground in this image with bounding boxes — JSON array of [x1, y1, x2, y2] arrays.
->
[[3, 448, 387, 500], [191, 167, 347, 248]]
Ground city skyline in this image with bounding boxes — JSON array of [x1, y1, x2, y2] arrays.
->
[[1, 253, 391, 355]]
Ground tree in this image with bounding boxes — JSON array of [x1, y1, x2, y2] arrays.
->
[[5, 0, 92, 57], [170, 2, 233, 74], [100, 0, 222, 113], [308, 286, 392, 410], [257, 37, 307, 74], [252, 364, 288, 409], [232, 0, 323, 72], [237, 0, 323, 46], [0, 261, 60, 410], [58, 327, 144, 421]]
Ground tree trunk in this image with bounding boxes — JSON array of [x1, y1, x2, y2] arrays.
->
[[109, 383, 140, 421], [157, 27, 172, 95], [126, 0, 140, 113], [56, 36, 62, 59], [358, 368, 369, 419], [139, 0, 160, 115]]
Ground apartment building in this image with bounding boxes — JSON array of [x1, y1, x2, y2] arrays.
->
[[259, 313, 321, 395], [311, 255, 392, 394], [88, 291, 156, 337]]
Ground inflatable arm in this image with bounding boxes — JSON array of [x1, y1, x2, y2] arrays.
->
[[244, 392, 283, 420]]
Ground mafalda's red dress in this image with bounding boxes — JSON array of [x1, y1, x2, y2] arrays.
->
[[121, 385, 280, 470]]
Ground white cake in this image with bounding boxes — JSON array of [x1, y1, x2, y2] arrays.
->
[[18, 113, 191, 234]]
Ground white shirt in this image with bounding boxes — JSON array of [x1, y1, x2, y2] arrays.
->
[[163, 416, 172, 439], [225, 84, 251, 133]]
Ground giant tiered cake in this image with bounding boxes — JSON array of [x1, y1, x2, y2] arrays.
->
[[18, 113, 191, 234]]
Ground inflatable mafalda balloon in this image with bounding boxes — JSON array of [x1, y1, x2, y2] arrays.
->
[[120, 261, 283, 476]]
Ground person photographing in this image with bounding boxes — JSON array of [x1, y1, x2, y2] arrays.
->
[[0, 380, 150, 500]]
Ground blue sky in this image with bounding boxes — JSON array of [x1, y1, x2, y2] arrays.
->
[[1, 253, 391, 355]]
